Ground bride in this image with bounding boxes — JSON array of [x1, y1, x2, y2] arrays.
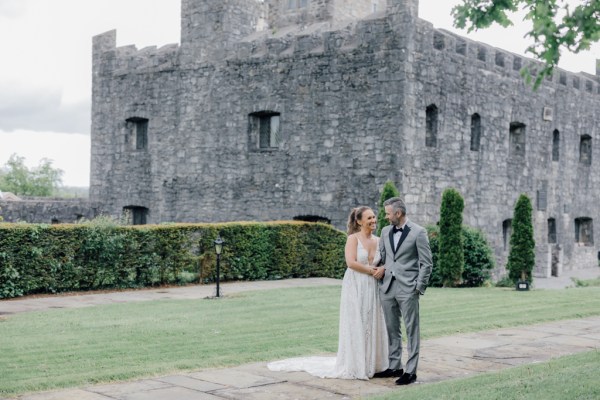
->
[[268, 206, 389, 379]]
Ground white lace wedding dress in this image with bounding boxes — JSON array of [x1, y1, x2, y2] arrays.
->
[[267, 238, 389, 379]]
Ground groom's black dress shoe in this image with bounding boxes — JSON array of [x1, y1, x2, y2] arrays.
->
[[373, 369, 403, 378], [395, 373, 417, 385]]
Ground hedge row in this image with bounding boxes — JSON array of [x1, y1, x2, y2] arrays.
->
[[0, 221, 347, 299], [427, 224, 495, 287]]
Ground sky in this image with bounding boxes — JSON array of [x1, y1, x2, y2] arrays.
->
[[0, 0, 598, 187]]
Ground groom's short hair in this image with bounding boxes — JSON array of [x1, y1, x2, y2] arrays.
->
[[384, 197, 406, 216]]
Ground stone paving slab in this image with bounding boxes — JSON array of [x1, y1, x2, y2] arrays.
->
[[86, 379, 171, 398]]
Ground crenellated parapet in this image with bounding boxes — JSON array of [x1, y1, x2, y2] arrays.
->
[[420, 22, 600, 96], [92, 30, 180, 77]]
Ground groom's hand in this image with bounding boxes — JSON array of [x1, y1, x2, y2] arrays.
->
[[372, 266, 385, 280]]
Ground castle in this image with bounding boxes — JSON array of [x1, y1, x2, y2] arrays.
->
[[87, 0, 598, 277]]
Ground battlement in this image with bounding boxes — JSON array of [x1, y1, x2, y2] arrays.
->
[[93, 30, 180, 75], [421, 22, 600, 96]]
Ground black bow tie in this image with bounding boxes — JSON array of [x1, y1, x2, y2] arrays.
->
[[392, 226, 403, 234]]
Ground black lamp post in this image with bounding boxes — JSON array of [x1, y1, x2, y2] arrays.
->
[[214, 235, 224, 297]]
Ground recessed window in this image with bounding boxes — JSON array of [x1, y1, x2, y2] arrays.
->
[[552, 130, 560, 162], [249, 111, 281, 149], [124, 206, 148, 225], [548, 218, 557, 244], [425, 104, 438, 147], [509, 122, 526, 157], [537, 181, 547, 211], [575, 217, 593, 246], [580, 135, 592, 165], [470, 113, 481, 151], [503, 219, 512, 251], [126, 117, 149, 150]]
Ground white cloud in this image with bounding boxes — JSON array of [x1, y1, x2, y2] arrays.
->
[[0, 130, 90, 187]]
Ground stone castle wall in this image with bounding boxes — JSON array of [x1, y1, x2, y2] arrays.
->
[[90, 0, 600, 277], [0, 199, 102, 224]]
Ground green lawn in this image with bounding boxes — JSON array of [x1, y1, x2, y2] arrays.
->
[[1, 286, 600, 396], [374, 349, 600, 400]]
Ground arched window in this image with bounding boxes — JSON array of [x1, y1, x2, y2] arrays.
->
[[425, 104, 438, 147], [470, 113, 481, 151]]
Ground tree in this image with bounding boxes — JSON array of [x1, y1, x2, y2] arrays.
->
[[0, 154, 63, 197], [452, 0, 600, 88], [506, 194, 535, 284], [438, 188, 465, 287], [376, 181, 400, 236]]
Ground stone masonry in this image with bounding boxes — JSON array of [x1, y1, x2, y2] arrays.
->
[[89, 0, 600, 278]]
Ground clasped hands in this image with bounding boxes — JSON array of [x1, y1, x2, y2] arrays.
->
[[370, 265, 385, 280]]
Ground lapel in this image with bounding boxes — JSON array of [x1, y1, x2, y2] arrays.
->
[[395, 225, 411, 254], [389, 223, 412, 255]]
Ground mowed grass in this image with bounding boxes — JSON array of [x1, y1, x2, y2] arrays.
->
[[374, 349, 600, 400], [1, 286, 600, 396]]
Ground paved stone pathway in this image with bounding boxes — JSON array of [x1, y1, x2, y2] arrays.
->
[[2, 271, 599, 400]]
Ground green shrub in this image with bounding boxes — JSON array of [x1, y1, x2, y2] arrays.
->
[[376, 181, 400, 236], [438, 188, 465, 287], [427, 225, 495, 287], [507, 194, 535, 284], [495, 275, 515, 287], [0, 221, 347, 299]]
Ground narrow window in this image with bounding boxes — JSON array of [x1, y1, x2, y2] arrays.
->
[[536, 181, 547, 211], [509, 122, 526, 157], [552, 129, 560, 161], [470, 113, 481, 151], [425, 104, 438, 147], [124, 206, 148, 225], [547, 218, 557, 244], [580, 135, 592, 165], [503, 219, 512, 251], [126, 117, 149, 151], [575, 217, 593, 246], [250, 111, 281, 149]]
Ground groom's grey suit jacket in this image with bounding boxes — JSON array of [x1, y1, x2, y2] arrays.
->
[[378, 220, 433, 295]]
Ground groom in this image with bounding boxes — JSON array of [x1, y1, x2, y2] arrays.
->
[[372, 197, 433, 385]]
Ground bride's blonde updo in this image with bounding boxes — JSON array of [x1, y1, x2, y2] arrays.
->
[[347, 206, 372, 235]]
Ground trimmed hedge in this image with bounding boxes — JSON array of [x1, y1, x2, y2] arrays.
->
[[427, 224, 495, 287], [0, 221, 347, 299]]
